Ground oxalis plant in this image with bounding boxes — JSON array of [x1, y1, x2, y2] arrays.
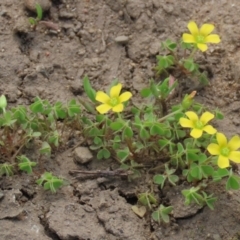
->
[[1, 21, 238, 224], [0, 94, 81, 192], [155, 21, 221, 87]]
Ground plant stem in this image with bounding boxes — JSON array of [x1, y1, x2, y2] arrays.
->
[[158, 108, 183, 122], [189, 48, 197, 59]]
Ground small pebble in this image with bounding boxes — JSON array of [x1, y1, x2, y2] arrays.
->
[[114, 35, 129, 44], [73, 147, 93, 164]]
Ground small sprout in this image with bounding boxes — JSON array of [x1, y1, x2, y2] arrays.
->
[[17, 155, 37, 174], [28, 3, 43, 27], [152, 205, 173, 224], [0, 95, 7, 113], [40, 141, 51, 155], [138, 192, 157, 209], [153, 164, 179, 188], [0, 163, 14, 176], [36, 172, 64, 193]]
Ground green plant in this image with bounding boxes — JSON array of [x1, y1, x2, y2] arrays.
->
[[1, 21, 238, 225], [36, 172, 64, 193], [151, 205, 173, 223], [17, 155, 37, 174], [28, 3, 43, 27], [155, 21, 221, 87]]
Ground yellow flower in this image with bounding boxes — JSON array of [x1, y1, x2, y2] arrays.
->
[[207, 133, 240, 168], [95, 83, 132, 114], [179, 111, 217, 138], [182, 21, 221, 52]]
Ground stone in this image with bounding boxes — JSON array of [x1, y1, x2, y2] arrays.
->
[[24, 0, 52, 13], [0, 189, 24, 219], [73, 147, 93, 164], [114, 35, 129, 44]]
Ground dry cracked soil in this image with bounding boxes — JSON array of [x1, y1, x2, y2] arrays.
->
[[1, 0, 240, 239]]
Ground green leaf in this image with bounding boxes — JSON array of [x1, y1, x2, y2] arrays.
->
[[214, 109, 224, 120], [117, 148, 129, 162], [40, 141, 51, 155], [183, 59, 196, 72], [123, 126, 133, 138], [190, 164, 202, 180], [36, 3, 43, 20], [150, 124, 164, 135], [102, 148, 110, 159], [140, 88, 152, 98], [93, 136, 103, 145], [153, 174, 166, 188], [199, 73, 209, 86], [29, 17, 36, 25], [36, 172, 65, 193], [18, 155, 37, 174], [226, 175, 240, 190], [67, 99, 81, 117], [201, 165, 214, 177], [89, 127, 101, 137], [162, 39, 177, 51], [177, 142, 184, 154], [0, 95, 7, 111], [152, 205, 173, 224], [168, 175, 179, 185], [97, 149, 104, 159], [1, 111, 16, 127], [12, 106, 27, 123], [110, 121, 124, 131], [140, 127, 150, 139], [48, 131, 59, 147], [0, 163, 14, 176], [83, 75, 96, 103], [30, 97, 44, 113], [213, 168, 229, 181], [138, 193, 157, 208]]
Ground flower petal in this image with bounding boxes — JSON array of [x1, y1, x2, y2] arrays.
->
[[110, 83, 122, 98], [190, 129, 203, 139], [228, 136, 240, 150], [112, 103, 124, 112], [216, 132, 227, 147], [205, 34, 221, 43], [96, 104, 112, 114], [200, 111, 214, 125], [187, 21, 199, 36], [228, 151, 240, 163], [217, 155, 230, 168], [200, 24, 214, 36], [119, 92, 132, 103], [203, 125, 217, 135], [197, 43, 208, 52], [185, 111, 198, 122], [96, 91, 110, 104], [182, 33, 196, 43], [207, 143, 220, 155], [179, 118, 194, 128]]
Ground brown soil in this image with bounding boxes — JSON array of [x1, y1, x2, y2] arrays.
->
[[1, 0, 240, 239]]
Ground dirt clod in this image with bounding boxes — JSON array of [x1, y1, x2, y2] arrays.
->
[[73, 146, 93, 164]]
